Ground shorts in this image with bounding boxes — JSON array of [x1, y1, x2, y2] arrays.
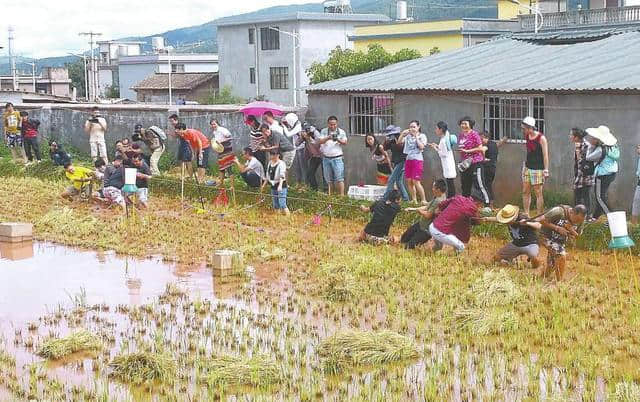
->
[[544, 238, 566, 257], [322, 156, 344, 183], [90, 141, 107, 159], [197, 146, 211, 169], [6, 134, 23, 148], [404, 159, 424, 180], [103, 186, 125, 206], [363, 233, 390, 245], [522, 166, 544, 186], [136, 188, 149, 203], [281, 150, 296, 169], [497, 242, 540, 261], [271, 188, 288, 210], [66, 184, 90, 197]]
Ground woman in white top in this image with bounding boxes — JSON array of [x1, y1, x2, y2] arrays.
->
[[429, 121, 457, 198], [261, 150, 290, 216], [398, 120, 428, 204]]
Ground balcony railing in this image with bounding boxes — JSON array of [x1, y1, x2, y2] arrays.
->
[[519, 5, 640, 31]]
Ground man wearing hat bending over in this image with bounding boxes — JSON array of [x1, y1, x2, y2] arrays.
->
[[481, 205, 542, 269], [133, 124, 165, 175], [521, 116, 549, 217]]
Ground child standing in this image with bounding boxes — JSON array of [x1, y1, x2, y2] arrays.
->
[[262, 150, 290, 216]]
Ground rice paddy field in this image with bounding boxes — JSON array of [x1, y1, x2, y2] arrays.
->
[[1, 171, 640, 401]]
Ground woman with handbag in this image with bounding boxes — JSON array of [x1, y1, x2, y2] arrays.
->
[[457, 116, 490, 206]]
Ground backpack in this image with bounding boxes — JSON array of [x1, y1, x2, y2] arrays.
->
[[148, 126, 167, 143], [445, 132, 458, 152]]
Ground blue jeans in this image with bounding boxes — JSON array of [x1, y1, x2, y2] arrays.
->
[[271, 188, 288, 210], [322, 156, 345, 183], [383, 161, 409, 201]]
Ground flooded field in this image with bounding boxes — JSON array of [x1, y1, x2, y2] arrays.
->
[[2, 176, 640, 400]]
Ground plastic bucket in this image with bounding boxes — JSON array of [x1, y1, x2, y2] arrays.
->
[[124, 168, 137, 185], [607, 211, 629, 238]]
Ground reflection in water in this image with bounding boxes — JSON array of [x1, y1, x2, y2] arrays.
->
[[0, 241, 34, 261]]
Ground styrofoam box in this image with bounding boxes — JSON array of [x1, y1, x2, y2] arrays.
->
[[348, 185, 387, 201]]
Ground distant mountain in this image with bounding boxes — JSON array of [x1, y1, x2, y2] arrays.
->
[[1, 0, 505, 74]]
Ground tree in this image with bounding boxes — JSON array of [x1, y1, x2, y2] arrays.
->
[[429, 46, 441, 56], [306, 44, 421, 84], [65, 59, 86, 99], [104, 85, 120, 99], [199, 85, 246, 105]]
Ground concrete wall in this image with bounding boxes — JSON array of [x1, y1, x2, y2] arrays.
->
[[307, 92, 640, 212], [118, 64, 158, 100]]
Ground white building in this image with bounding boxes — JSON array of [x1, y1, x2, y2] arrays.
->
[[97, 40, 145, 96], [216, 12, 390, 107], [118, 54, 219, 100]]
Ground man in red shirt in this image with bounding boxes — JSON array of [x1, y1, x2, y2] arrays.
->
[[20, 111, 41, 163], [175, 123, 211, 181], [428, 192, 484, 253]]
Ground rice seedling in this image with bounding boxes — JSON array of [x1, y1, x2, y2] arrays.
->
[[454, 309, 519, 336], [109, 351, 177, 385], [204, 354, 284, 388], [318, 330, 419, 374], [470, 270, 522, 307], [317, 263, 361, 302], [37, 330, 103, 359]]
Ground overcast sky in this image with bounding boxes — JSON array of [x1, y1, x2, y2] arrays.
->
[[1, 0, 303, 59]]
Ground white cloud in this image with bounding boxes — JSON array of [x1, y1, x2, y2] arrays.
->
[[1, 0, 310, 58]]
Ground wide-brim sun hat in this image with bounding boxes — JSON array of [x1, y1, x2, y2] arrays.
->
[[284, 113, 298, 127], [522, 116, 536, 128], [496, 204, 520, 224], [383, 125, 401, 136], [586, 125, 617, 146]]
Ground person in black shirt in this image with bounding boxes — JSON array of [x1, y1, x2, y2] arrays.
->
[[480, 131, 506, 206], [131, 155, 152, 209], [49, 141, 71, 166], [358, 190, 402, 245], [481, 204, 542, 269], [381, 125, 410, 201], [102, 156, 126, 213]]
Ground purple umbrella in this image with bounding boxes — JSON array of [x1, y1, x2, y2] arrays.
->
[[239, 101, 285, 118]]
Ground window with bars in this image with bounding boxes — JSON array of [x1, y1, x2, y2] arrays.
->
[[349, 94, 394, 135], [248, 28, 255, 45], [270, 67, 288, 89], [171, 64, 185, 73], [249, 67, 256, 84], [484, 95, 544, 141], [260, 27, 280, 50]]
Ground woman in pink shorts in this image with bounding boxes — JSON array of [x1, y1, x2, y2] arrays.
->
[[399, 120, 428, 204]]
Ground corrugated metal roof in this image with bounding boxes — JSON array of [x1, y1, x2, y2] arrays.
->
[[306, 31, 640, 93], [216, 12, 390, 27], [132, 73, 217, 90], [510, 26, 640, 42]]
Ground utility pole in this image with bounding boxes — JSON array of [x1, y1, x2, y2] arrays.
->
[[25, 61, 36, 92], [8, 27, 17, 91], [79, 31, 102, 101]]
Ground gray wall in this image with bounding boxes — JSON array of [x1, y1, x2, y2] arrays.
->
[[118, 63, 158, 100], [307, 92, 640, 212]]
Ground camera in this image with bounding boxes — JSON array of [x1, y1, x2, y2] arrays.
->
[[132, 133, 142, 142], [89, 117, 100, 124], [331, 133, 338, 141]]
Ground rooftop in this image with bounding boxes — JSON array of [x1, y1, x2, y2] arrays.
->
[[216, 12, 390, 27], [131, 73, 217, 91], [307, 31, 640, 94], [118, 53, 219, 65]]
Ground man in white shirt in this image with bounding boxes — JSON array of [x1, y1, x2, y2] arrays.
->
[[235, 147, 264, 188], [317, 115, 348, 196], [84, 106, 108, 164], [263, 111, 284, 136]]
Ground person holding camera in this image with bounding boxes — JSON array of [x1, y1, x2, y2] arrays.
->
[[20, 111, 41, 163], [296, 123, 323, 191], [84, 106, 108, 164], [318, 116, 348, 196], [133, 124, 166, 175]]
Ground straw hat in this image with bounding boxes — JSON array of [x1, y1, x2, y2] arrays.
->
[[586, 125, 617, 146], [496, 204, 520, 224], [211, 139, 224, 153]]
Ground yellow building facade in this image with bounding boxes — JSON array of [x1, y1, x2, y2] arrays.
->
[[350, 0, 527, 56]]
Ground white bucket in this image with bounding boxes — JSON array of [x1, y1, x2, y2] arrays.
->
[[607, 211, 629, 238], [124, 168, 137, 185]]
